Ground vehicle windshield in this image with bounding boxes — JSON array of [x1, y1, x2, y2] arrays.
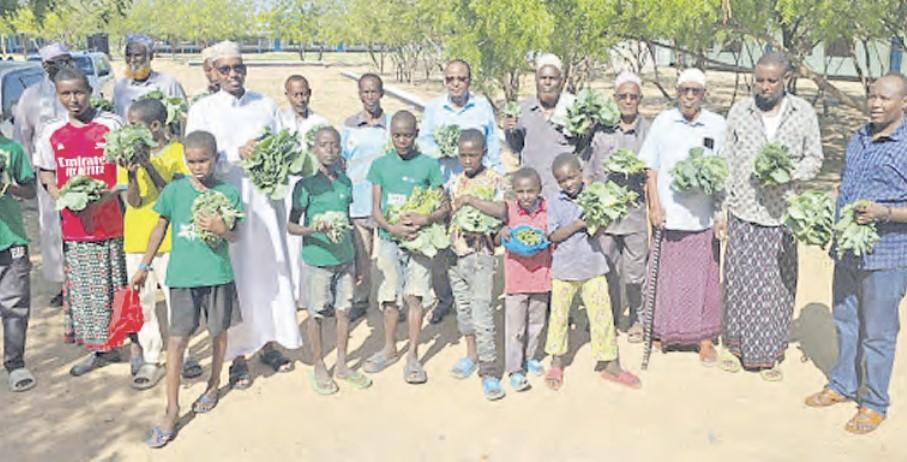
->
[[73, 56, 94, 75]]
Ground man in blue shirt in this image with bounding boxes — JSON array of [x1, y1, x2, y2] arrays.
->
[[805, 73, 907, 435], [417, 59, 502, 323]]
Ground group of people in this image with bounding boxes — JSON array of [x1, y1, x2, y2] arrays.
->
[[0, 33, 905, 447]]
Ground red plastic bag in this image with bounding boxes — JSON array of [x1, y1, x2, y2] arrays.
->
[[103, 287, 144, 350]]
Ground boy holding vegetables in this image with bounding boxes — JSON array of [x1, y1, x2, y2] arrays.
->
[[445, 129, 507, 400], [288, 126, 371, 395]]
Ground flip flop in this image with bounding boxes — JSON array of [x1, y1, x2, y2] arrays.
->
[[131, 363, 165, 390], [845, 407, 885, 435], [403, 360, 428, 385], [228, 362, 252, 390], [545, 367, 563, 391], [449, 357, 477, 380], [260, 349, 293, 373], [130, 355, 144, 376], [335, 370, 372, 389], [146, 426, 176, 449], [181, 358, 203, 380], [805, 388, 849, 407], [8, 368, 36, 392], [600, 370, 642, 390], [363, 351, 399, 374], [192, 391, 220, 414], [310, 372, 339, 395], [760, 367, 783, 382], [718, 351, 742, 373]]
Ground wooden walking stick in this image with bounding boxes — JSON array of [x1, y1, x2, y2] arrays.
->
[[641, 227, 664, 370]]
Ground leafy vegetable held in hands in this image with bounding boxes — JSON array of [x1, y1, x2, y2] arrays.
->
[[502, 101, 521, 119], [434, 124, 461, 158], [562, 89, 619, 138], [191, 190, 244, 248], [55, 175, 107, 211], [386, 186, 450, 258], [834, 199, 881, 258], [103, 124, 155, 165], [577, 181, 639, 234], [753, 143, 794, 186], [241, 128, 307, 200], [450, 183, 502, 234], [138, 89, 188, 126], [304, 123, 332, 150], [671, 147, 728, 195], [784, 191, 834, 248], [90, 96, 113, 112], [602, 148, 646, 178], [312, 211, 352, 244]]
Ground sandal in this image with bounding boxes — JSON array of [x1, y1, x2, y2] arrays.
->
[[760, 367, 783, 382], [146, 426, 176, 449], [181, 358, 203, 380], [545, 367, 563, 391], [228, 362, 252, 390], [449, 357, 477, 380], [131, 363, 165, 390], [845, 407, 885, 435], [192, 391, 220, 414], [310, 372, 339, 395], [8, 368, 36, 392], [403, 359, 428, 385], [805, 388, 849, 407], [363, 351, 399, 374], [699, 348, 718, 368], [130, 355, 144, 376], [526, 360, 544, 377], [482, 376, 506, 401], [335, 370, 372, 389], [718, 351, 741, 373], [260, 349, 293, 373], [509, 372, 530, 392], [601, 369, 642, 390]]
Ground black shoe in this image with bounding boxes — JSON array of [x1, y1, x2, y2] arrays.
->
[[50, 291, 64, 307], [429, 307, 450, 325]]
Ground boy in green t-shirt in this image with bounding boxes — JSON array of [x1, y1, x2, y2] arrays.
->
[[362, 111, 449, 384], [289, 126, 370, 395], [0, 137, 37, 392], [131, 131, 243, 449]]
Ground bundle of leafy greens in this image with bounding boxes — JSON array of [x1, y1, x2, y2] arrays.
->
[[138, 89, 188, 126], [304, 123, 332, 150], [784, 191, 834, 248], [602, 148, 647, 178], [387, 186, 450, 258], [753, 143, 794, 186], [562, 89, 619, 138], [241, 128, 307, 200], [513, 227, 543, 246], [191, 190, 244, 247], [434, 124, 461, 158], [502, 101, 521, 119], [450, 183, 502, 234], [103, 124, 155, 165], [312, 211, 353, 244], [55, 175, 107, 211], [671, 147, 728, 195], [577, 181, 639, 234], [834, 199, 881, 258], [90, 96, 113, 112]]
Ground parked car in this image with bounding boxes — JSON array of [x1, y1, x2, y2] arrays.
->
[[0, 61, 45, 138], [27, 51, 115, 97]]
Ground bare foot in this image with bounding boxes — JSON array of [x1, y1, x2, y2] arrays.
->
[[699, 341, 717, 365]]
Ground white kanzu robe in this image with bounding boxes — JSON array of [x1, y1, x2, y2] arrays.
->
[[13, 78, 65, 284], [186, 90, 303, 359]]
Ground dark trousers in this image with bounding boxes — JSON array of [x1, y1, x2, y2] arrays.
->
[[0, 246, 31, 371]]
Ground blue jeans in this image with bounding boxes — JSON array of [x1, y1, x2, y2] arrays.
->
[[828, 264, 907, 416]]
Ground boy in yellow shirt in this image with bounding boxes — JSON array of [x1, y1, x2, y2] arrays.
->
[[118, 98, 197, 389]]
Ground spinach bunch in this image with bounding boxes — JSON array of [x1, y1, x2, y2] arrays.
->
[[577, 181, 639, 234], [834, 199, 880, 258], [450, 183, 502, 234], [55, 175, 107, 211], [90, 96, 113, 112], [387, 186, 450, 258], [241, 128, 307, 200], [671, 147, 728, 195], [603, 148, 646, 178], [139, 90, 188, 126], [434, 124, 461, 158], [103, 124, 155, 165], [191, 190, 244, 248], [753, 143, 794, 186], [784, 191, 834, 248], [562, 89, 619, 138], [312, 211, 353, 244]]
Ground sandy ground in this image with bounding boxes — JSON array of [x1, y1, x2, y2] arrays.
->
[[1, 58, 906, 462]]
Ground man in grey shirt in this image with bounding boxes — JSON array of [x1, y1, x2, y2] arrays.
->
[[584, 71, 651, 342], [112, 34, 187, 128]]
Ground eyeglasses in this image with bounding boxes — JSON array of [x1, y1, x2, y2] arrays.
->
[[216, 64, 247, 75], [445, 76, 469, 83], [615, 93, 641, 101], [678, 87, 705, 96]]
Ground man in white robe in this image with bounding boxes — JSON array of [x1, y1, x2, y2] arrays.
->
[[111, 34, 187, 126]]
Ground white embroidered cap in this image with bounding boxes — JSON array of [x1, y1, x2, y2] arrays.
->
[[677, 68, 707, 87], [208, 41, 242, 62], [39, 43, 69, 62], [536, 53, 563, 73], [614, 71, 643, 89]]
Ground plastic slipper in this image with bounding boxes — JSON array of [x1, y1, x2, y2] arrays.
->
[[146, 426, 176, 449], [8, 368, 36, 392], [760, 367, 783, 382], [181, 358, 203, 380], [131, 363, 165, 391], [260, 349, 293, 373], [482, 377, 506, 401], [228, 362, 252, 390], [527, 360, 544, 377], [449, 357, 477, 380], [601, 370, 642, 390], [70, 353, 107, 377], [310, 372, 339, 395], [845, 407, 885, 435], [363, 351, 399, 374], [545, 367, 563, 391], [718, 351, 741, 373], [404, 360, 428, 385], [509, 372, 530, 392], [130, 355, 144, 376], [335, 370, 372, 389], [192, 391, 220, 414]]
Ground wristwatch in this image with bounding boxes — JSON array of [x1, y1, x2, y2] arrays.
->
[[138, 262, 153, 272]]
